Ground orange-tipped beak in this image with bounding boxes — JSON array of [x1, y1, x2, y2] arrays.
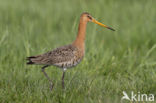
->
[[92, 19, 115, 31]]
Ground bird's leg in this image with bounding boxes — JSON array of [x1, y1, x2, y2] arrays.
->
[[62, 68, 66, 89], [42, 65, 54, 91]]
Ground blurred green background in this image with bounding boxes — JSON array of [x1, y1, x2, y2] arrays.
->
[[0, 0, 156, 103]]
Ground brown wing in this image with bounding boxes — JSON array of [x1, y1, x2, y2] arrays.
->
[[27, 45, 77, 65]]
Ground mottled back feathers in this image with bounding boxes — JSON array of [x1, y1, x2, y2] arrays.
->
[[27, 44, 84, 68]]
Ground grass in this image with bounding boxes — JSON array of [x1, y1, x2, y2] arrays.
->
[[0, 0, 156, 102]]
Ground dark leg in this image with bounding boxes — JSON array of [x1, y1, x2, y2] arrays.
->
[[42, 65, 54, 91], [62, 69, 66, 89]]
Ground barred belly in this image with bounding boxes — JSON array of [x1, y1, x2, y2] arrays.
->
[[54, 58, 82, 69]]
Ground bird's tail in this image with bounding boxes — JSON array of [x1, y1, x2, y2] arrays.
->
[[26, 56, 36, 64]]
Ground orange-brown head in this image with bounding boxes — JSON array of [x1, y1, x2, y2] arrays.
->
[[80, 12, 115, 31]]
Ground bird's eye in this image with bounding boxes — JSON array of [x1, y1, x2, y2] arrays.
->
[[87, 16, 92, 20]]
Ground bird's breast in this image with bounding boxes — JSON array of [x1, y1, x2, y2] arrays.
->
[[54, 48, 84, 69]]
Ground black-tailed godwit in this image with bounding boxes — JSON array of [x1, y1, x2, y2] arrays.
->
[[27, 12, 115, 90]]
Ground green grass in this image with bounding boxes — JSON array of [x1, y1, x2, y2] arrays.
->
[[0, 0, 156, 102]]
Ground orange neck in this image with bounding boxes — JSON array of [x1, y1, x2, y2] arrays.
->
[[73, 18, 87, 50]]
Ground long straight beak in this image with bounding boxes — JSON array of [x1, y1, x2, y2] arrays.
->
[[92, 19, 115, 31]]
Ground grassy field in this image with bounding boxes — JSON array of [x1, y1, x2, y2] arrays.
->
[[0, 0, 156, 102]]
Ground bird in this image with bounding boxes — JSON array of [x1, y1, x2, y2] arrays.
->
[[26, 12, 115, 90]]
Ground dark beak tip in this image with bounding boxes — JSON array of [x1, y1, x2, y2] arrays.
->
[[107, 27, 115, 31], [112, 29, 115, 31]]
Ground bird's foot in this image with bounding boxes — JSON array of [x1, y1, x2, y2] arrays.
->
[[50, 83, 54, 91]]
